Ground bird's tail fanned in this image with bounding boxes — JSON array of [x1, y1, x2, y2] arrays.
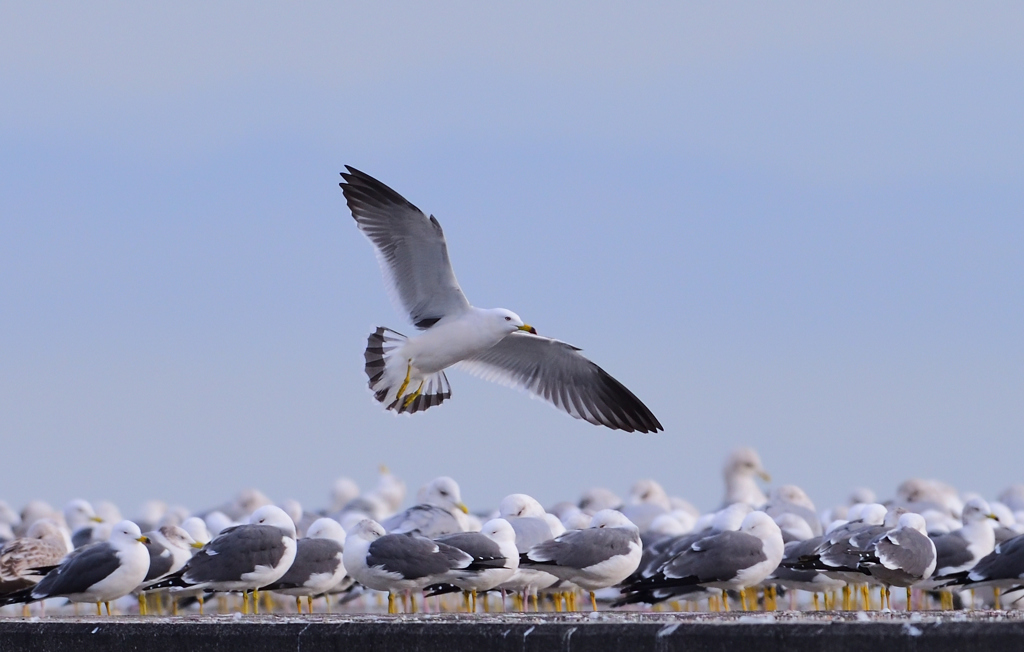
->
[[364, 327, 451, 414]]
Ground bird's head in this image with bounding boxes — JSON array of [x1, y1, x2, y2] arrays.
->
[[492, 308, 537, 335]]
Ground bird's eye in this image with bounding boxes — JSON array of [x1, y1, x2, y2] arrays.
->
[[439, 490, 448, 496], [504, 316, 511, 321]]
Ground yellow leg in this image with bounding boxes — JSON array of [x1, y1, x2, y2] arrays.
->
[[296, 597, 302, 613], [105, 602, 112, 616], [590, 591, 597, 612], [402, 381, 424, 408], [532, 593, 539, 612], [813, 593, 820, 611], [253, 589, 260, 615], [198, 595, 204, 615], [970, 589, 975, 610], [395, 364, 412, 401], [740, 589, 749, 612], [139, 594, 147, 616], [994, 587, 1002, 611], [307, 596, 314, 613], [906, 587, 913, 611], [471, 589, 477, 613], [243, 591, 250, 614], [96, 603, 102, 616], [411, 592, 418, 614], [722, 593, 730, 612]]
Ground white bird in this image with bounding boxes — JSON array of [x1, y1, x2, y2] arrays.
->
[[152, 505, 298, 614], [520, 509, 642, 611], [343, 519, 473, 613], [433, 518, 520, 611], [381, 476, 469, 537], [264, 518, 348, 613], [340, 166, 662, 433]]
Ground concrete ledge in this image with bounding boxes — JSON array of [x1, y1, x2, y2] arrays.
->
[[1, 612, 1023, 651]]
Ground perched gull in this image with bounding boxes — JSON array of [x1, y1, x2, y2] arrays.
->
[[340, 166, 662, 433], [343, 519, 474, 613], [520, 509, 641, 611], [858, 512, 936, 609], [925, 498, 998, 585], [496, 494, 560, 608], [431, 518, 520, 611], [381, 476, 469, 537], [0, 519, 70, 601], [943, 532, 1024, 609], [153, 505, 297, 614], [137, 525, 201, 615], [2, 520, 150, 615], [621, 479, 671, 532], [722, 448, 771, 508], [263, 517, 348, 613], [64, 499, 104, 548], [618, 511, 784, 611]]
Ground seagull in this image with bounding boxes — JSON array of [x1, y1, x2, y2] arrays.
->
[[923, 497, 998, 608], [617, 510, 784, 611], [857, 512, 936, 610], [432, 518, 520, 611], [151, 505, 298, 615], [263, 517, 348, 613], [520, 509, 642, 611], [1, 520, 150, 615], [0, 519, 70, 608], [340, 166, 662, 433], [137, 525, 201, 615], [381, 476, 469, 537], [342, 519, 474, 613]]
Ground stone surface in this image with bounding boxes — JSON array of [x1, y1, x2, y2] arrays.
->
[[1, 612, 1023, 651]]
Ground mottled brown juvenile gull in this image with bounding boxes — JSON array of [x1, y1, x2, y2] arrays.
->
[[0, 519, 69, 599], [340, 166, 662, 433]]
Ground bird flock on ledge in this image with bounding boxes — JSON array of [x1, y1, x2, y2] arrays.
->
[[4, 448, 1024, 618]]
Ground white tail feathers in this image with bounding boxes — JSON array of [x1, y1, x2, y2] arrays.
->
[[364, 327, 451, 414]]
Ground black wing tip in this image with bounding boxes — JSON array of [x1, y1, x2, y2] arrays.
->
[[591, 367, 663, 433], [339, 165, 422, 216]]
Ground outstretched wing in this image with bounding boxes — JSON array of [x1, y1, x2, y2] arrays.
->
[[459, 332, 662, 433], [341, 166, 470, 328]]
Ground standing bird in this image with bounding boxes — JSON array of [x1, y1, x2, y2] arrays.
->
[[433, 518, 520, 611], [0, 519, 70, 609], [137, 525, 201, 615], [263, 518, 348, 613], [381, 476, 469, 537], [520, 509, 642, 611], [2, 520, 150, 615], [150, 505, 298, 615], [340, 166, 662, 433], [343, 519, 474, 614]]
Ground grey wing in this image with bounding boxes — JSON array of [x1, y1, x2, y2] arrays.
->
[[459, 332, 662, 433], [143, 541, 174, 582], [32, 543, 121, 598], [381, 505, 461, 537], [664, 532, 767, 583], [932, 532, 974, 574], [366, 534, 471, 580], [508, 517, 555, 551], [876, 530, 935, 577], [341, 166, 470, 328], [266, 539, 342, 588], [970, 535, 1024, 581], [526, 528, 638, 570], [435, 533, 503, 562], [183, 526, 286, 584]]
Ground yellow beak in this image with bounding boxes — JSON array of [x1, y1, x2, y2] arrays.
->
[[988, 513, 1000, 521], [518, 324, 538, 335], [457, 502, 469, 514], [758, 471, 772, 483], [191, 541, 205, 549], [137, 536, 150, 544], [90, 516, 104, 523]]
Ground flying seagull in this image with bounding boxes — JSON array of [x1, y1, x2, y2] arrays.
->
[[340, 166, 662, 433]]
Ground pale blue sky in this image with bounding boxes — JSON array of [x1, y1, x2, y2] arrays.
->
[[2, 3, 1022, 518]]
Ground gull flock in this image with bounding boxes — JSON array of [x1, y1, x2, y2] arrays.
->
[[4, 449, 1024, 617]]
